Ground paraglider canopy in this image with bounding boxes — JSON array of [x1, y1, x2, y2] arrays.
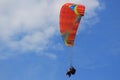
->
[[59, 3, 85, 47]]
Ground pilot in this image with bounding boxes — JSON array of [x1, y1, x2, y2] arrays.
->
[[66, 66, 76, 77]]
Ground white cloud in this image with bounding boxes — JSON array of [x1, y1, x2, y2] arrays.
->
[[53, 43, 64, 51], [44, 53, 57, 60], [0, 0, 103, 59]]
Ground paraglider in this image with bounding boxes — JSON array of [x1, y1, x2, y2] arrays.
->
[[66, 66, 76, 77], [59, 3, 85, 77]]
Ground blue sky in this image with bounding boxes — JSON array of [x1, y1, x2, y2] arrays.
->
[[0, 0, 120, 80]]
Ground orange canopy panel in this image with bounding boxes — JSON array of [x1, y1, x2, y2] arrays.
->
[[60, 3, 85, 47]]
